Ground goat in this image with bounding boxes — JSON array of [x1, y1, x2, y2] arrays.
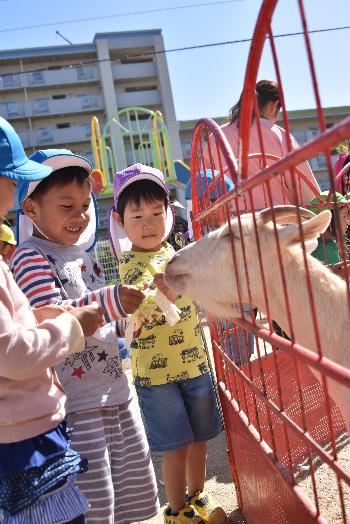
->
[[164, 205, 350, 431]]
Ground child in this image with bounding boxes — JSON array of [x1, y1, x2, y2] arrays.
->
[[109, 163, 226, 524], [0, 116, 104, 523], [309, 191, 349, 266], [12, 150, 159, 524], [0, 223, 16, 264]]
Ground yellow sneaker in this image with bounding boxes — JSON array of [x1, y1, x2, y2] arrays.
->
[[187, 492, 227, 524], [163, 503, 207, 524]]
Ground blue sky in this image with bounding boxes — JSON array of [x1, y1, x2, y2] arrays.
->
[[0, 0, 349, 120]]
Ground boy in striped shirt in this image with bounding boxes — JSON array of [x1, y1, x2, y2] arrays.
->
[[11, 149, 159, 524]]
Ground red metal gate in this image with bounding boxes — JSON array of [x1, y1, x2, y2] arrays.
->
[[187, 1, 350, 522]]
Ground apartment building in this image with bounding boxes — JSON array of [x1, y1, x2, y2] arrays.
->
[[1, 31, 348, 238], [179, 106, 350, 191], [0, 30, 182, 235]]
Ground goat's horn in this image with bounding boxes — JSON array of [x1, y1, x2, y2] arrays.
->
[[259, 205, 316, 225]]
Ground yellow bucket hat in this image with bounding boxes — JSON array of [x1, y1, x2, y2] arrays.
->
[[0, 224, 16, 245]]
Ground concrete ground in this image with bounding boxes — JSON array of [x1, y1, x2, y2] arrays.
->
[[140, 433, 247, 524]]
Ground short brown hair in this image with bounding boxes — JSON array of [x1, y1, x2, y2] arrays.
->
[[29, 166, 92, 200]]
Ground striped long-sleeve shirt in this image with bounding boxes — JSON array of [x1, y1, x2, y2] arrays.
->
[[11, 246, 125, 324], [11, 236, 130, 413]]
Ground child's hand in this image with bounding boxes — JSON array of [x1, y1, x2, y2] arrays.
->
[[33, 304, 67, 323], [69, 303, 104, 337], [119, 285, 145, 314], [153, 273, 177, 303]]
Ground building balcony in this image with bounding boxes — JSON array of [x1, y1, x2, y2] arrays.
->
[[0, 95, 104, 120], [0, 66, 100, 92], [112, 61, 157, 81], [19, 124, 91, 148], [116, 89, 161, 108]]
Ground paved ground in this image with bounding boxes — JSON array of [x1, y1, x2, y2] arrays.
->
[[140, 432, 246, 524]]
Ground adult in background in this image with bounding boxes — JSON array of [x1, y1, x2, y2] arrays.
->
[[205, 79, 320, 210]]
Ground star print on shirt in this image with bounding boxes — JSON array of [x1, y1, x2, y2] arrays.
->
[[72, 365, 85, 379], [93, 262, 102, 276], [81, 263, 87, 272], [97, 350, 108, 362]]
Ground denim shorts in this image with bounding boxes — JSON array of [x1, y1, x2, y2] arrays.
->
[[135, 372, 222, 452]]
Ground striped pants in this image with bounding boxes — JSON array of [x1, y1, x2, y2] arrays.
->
[[67, 398, 159, 524]]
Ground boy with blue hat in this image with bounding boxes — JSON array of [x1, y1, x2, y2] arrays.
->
[[0, 117, 104, 522], [110, 163, 226, 524], [12, 149, 159, 524]]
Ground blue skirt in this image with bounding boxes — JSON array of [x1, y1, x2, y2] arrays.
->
[[0, 420, 87, 515]]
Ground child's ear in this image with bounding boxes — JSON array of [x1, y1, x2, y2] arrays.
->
[[22, 197, 38, 220], [112, 210, 123, 227]]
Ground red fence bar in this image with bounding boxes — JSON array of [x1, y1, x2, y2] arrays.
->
[[164, 1, 350, 522]]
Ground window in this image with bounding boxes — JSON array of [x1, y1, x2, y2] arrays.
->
[[33, 98, 49, 114], [37, 128, 54, 143], [129, 113, 150, 121], [316, 155, 327, 169], [30, 71, 44, 85], [184, 141, 192, 158], [293, 131, 307, 144], [318, 177, 330, 191], [56, 123, 71, 129], [3, 74, 14, 87], [308, 126, 319, 138], [6, 102, 19, 117], [81, 95, 97, 109], [52, 94, 66, 100], [48, 65, 62, 71], [96, 205, 109, 228], [77, 67, 93, 80], [125, 86, 157, 92], [83, 124, 91, 138], [121, 57, 153, 64]]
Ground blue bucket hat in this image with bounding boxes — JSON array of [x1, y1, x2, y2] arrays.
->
[[17, 149, 98, 252], [0, 117, 52, 181]]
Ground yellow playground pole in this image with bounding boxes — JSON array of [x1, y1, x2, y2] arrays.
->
[[153, 110, 176, 182], [91, 116, 108, 190]]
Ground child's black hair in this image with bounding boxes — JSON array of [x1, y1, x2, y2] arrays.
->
[[117, 179, 168, 224], [29, 166, 92, 201]]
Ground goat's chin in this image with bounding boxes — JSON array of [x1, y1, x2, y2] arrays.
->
[[199, 299, 242, 320]]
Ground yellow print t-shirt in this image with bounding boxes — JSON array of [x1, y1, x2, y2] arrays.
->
[[119, 242, 208, 386]]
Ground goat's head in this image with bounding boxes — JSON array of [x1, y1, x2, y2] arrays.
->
[[165, 205, 331, 318]]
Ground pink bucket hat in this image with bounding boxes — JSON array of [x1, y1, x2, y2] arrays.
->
[[109, 163, 174, 259]]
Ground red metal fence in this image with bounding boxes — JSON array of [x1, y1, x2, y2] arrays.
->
[[188, 1, 350, 522]]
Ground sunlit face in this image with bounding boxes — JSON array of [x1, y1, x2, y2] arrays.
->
[[23, 180, 91, 245], [0, 241, 15, 264], [0, 176, 17, 219], [338, 205, 349, 236], [114, 197, 167, 252]]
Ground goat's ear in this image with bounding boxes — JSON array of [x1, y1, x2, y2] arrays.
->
[[277, 210, 331, 249]]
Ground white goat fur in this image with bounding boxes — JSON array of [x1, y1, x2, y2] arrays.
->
[[165, 207, 350, 431]]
